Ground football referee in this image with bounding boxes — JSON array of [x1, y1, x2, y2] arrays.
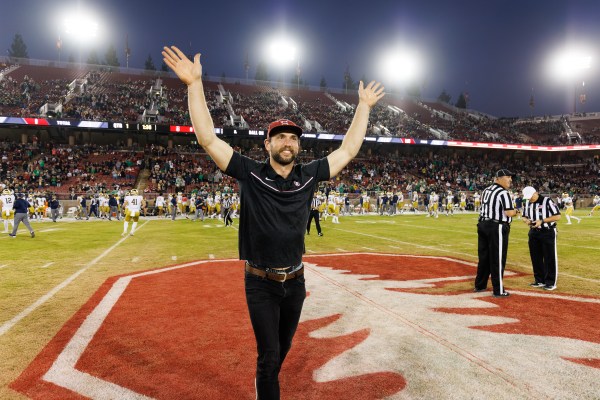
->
[[306, 193, 323, 236], [474, 169, 516, 297], [521, 186, 561, 291]]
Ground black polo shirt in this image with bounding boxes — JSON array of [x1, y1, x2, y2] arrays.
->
[[225, 151, 330, 267]]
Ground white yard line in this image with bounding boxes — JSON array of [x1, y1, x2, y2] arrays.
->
[[40, 262, 54, 269], [335, 227, 600, 283], [0, 220, 150, 337]]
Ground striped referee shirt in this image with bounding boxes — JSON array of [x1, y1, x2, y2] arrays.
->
[[479, 183, 514, 223], [222, 197, 233, 209], [311, 196, 321, 210], [523, 195, 560, 229]]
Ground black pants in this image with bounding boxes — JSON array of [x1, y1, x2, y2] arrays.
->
[[245, 271, 306, 400], [528, 228, 558, 286], [223, 207, 233, 226], [475, 220, 510, 295], [306, 209, 321, 234]]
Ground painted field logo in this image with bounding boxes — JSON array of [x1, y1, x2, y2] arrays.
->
[[11, 254, 600, 399]]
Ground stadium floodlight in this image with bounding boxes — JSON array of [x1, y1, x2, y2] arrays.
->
[[377, 46, 424, 86], [264, 36, 298, 68], [548, 46, 592, 81], [63, 9, 101, 43]]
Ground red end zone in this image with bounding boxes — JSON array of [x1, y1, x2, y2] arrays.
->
[[11, 254, 600, 399]]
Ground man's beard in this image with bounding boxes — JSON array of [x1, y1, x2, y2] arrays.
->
[[272, 148, 297, 165]]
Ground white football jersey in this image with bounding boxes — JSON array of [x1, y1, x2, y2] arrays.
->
[[1, 194, 15, 211], [125, 195, 144, 211]]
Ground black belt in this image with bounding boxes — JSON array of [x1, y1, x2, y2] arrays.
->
[[245, 262, 304, 282], [479, 217, 509, 225]]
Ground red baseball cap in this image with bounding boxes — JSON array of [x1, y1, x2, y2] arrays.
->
[[266, 119, 303, 139]]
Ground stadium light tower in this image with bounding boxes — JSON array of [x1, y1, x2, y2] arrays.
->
[[548, 46, 592, 114], [264, 35, 299, 87], [377, 46, 424, 89], [61, 8, 101, 64]]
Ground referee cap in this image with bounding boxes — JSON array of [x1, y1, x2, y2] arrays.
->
[[495, 169, 513, 178], [522, 186, 536, 200], [267, 119, 303, 139]]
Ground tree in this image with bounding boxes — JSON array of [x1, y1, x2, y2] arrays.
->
[[406, 84, 421, 98], [144, 54, 156, 71], [320, 75, 327, 89], [254, 61, 269, 82], [455, 92, 467, 109], [8, 33, 28, 58], [104, 44, 120, 67], [343, 66, 357, 92], [437, 89, 451, 104], [87, 50, 100, 65]]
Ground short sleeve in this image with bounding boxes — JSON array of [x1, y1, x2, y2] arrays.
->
[[302, 158, 330, 182], [225, 151, 260, 181]]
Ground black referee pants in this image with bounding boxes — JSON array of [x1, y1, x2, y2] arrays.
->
[[306, 209, 321, 234], [475, 220, 510, 295], [528, 228, 558, 287]]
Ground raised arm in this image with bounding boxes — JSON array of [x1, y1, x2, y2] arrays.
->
[[327, 80, 385, 178], [162, 46, 233, 171]]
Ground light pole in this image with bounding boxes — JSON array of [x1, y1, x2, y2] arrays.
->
[[548, 47, 591, 115]]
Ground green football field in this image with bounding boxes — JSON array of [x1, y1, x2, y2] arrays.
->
[[0, 209, 598, 399]]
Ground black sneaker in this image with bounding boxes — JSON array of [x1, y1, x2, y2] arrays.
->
[[529, 282, 545, 287], [493, 292, 510, 298], [31, 231, 35, 238], [473, 288, 486, 292], [318, 232, 323, 236], [543, 285, 557, 291], [8, 234, 15, 238]]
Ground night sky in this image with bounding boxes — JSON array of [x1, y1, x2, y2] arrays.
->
[[2, 0, 600, 118]]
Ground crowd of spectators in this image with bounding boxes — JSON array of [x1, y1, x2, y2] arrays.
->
[[0, 141, 142, 195], [2, 64, 600, 146], [2, 139, 599, 202]]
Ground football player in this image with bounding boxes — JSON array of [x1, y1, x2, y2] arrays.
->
[[122, 189, 145, 236], [1, 189, 16, 233]]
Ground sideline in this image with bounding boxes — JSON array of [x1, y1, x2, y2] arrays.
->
[[0, 220, 150, 337]]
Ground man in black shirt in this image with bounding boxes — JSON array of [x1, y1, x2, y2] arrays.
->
[[521, 186, 561, 291], [163, 45, 384, 400], [474, 169, 516, 297]]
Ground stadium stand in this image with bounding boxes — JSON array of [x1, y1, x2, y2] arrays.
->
[[3, 60, 600, 145]]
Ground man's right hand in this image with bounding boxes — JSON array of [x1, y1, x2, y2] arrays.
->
[[162, 46, 202, 86]]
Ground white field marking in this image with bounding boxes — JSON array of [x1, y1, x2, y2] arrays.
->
[[335, 228, 600, 283], [361, 246, 376, 250], [336, 248, 348, 252], [208, 254, 215, 259], [131, 257, 140, 263], [0, 220, 150, 337], [306, 249, 316, 253], [202, 224, 212, 228], [171, 256, 177, 261], [304, 264, 546, 397], [39, 228, 62, 233], [40, 262, 54, 269], [396, 221, 600, 250], [462, 242, 476, 246], [0, 264, 8, 269], [42, 258, 235, 398]]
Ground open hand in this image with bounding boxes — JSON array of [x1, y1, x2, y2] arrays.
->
[[162, 46, 202, 86], [358, 81, 385, 109]]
